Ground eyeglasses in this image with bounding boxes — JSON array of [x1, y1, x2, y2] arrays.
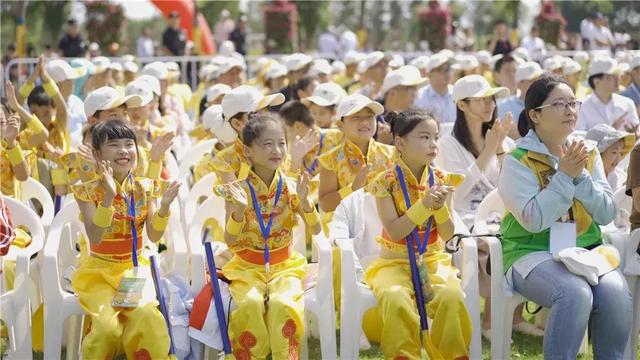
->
[[535, 100, 582, 112], [466, 96, 495, 105]]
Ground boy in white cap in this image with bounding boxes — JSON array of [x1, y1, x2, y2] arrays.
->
[[620, 55, 640, 106], [497, 61, 544, 122], [190, 84, 232, 142], [355, 51, 390, 100], [217, 57, 245, 88], [280, 53, 313, 101], [335, 50, 364, 88], [301, 81, 346, 128], [193, 85, 285, 183], [414, 53, 457, 124], [84, 86, 142, 123], [381, 65, 427, 114], [309, 59, 333, 83], [577, 57, 639, 134], [264, 63, 288, 94], [88, 56, 112, 91]]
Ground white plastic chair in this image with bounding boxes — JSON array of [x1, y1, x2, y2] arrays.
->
[[0, 196, 45, 359], [572, 130, 587, 139], [164, 151, 180, 180], [440, 122, 454, 137], [188, 195, 337, 359], [177, 138, 218, 209], [19, 177, 54, 229], [624, 229, 640, 359], [182, 172, 219, 236], [337, 209, 482, 359]]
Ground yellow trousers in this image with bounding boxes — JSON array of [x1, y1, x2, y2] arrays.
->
[[363, 251, 472, 360], [223, 251, 306, 360], [72, 256, 170, 360]]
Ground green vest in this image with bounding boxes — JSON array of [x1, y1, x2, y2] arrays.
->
[[500, 148, 602, 272]]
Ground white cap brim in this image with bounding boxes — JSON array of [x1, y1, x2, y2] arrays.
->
[[342, 101, 384, 117], [257, 93, 285, 110], [302, 96, 335, 107]]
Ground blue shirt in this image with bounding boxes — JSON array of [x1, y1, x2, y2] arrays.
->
[[497, 95, 524, 120], [620, 83, 640, 106], [414, 85, 456, 124]]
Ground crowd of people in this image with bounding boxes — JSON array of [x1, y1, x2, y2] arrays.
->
[[1, 7, 640, 360]]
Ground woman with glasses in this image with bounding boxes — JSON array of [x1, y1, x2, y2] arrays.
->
[[501, 74, 631, 359], [434, 74, 545, 339]]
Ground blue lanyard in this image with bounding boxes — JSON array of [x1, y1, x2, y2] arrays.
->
[[124, 174, 139, 267], [395, 165, 434, 255], [246, 175, 284, 272], [302, 133, 324, 175]]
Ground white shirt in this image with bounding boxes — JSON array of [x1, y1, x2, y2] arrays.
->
[[434, 134, 515, 228], [414, 85, 456, 124], [339, 31, 358, 56], [318, 32, 339, 57], [590, 26, 614, 51], [520, 35, 546, 61], [67, 94, 86, 148], [136, 36, 154, 58], [329, 189, 382, 276], [580, 19, 596, 41], [577, 93, 639, 131]]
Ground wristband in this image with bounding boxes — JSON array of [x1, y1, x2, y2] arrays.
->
[[51, 168, 69, 186], [226, 213, 245, 235], [338, 185, 353, 199], [405, 200, 433, 226], [302, 207, 319, 227], [147, 160, 162, 180], [42, 80, 59, 97], [92, 204, 115, 228], [6, 144, 25, 166], [27, 114, 47, 135], [433, 204, 451, 224], [19, 81, 35, 99], [152, 211, 170, 232]]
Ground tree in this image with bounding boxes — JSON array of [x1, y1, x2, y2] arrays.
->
[[1, 1, 70, 54], [198, 0, 240, 30], [293, 0, 329, 51], [85, 2, 125, 51]]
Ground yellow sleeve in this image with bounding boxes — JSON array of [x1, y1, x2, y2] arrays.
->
[[138, 178, 170, 199], [213, 181, 243, 204], [70, 179, 101, 202], [210, 148, 236, 177], [366, 170, 393, 198], [317, 151, 334, 172]]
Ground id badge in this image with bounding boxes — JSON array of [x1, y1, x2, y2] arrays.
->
[[112, 266, 155, 308], [549, 221, 577, 256]]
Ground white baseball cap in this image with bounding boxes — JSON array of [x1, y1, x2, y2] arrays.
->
[[619, 62, 631, 74], [476, 50, 492, 66], [206, 84, 232, 103], [332, 61, 346, 74], [426, 53, 450, 72], [302, 82, 347, 107], [45, 59, 86, 83], [543, 56, 564, 71], [360, 51, 388, 73], [203, 104, 238, 144], [206, 65, 222, 82], [309, 59, 333, 77], [388, 54, 405, 69], [285, 53, 313, 72], [452, 75, 509, 102], [438, 49, 454, 60], [166, 61, 180, 78], [135, 75, 161, 96], [588, 57, 623, 76], [573, 51, 589, 65], [121, 54, 135, 63], [123, 61, 139, 73], [516, 62, 544, 83], [141, 61, 169, 80], [630, 55, 640, 70], [221, 85, 285, 119], [92, 56, 110, 74], [336, 94, 384, 119], [409, 55, 430, 70], [563, 59, 582, 76], [108, 62, 123, 72], [265, 63, 288, 80], [84, 86, 142, 117], [512, 47, 530, 62], [458, 55, 479, 71], [218, 56, 246, 75], [199, 64, 215, 80], [125, 80, 154, 107], [381, 65, 427, 96], [343, 51, 365, 66]]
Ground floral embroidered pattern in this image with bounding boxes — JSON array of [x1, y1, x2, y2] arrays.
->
[[282, 319, 299, 359]]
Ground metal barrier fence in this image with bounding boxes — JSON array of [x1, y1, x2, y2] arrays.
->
[[1, 50, 593, 97]]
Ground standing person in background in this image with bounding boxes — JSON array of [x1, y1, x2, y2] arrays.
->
[[489, 20, 513, 56], [229, 14, 248, 56], [414, 53, 456, 125], [493, 54, 518, 96], [620, 56, 640, 107], [520, 26, 546, 62], [1, 44, 17, 84], [137, 27, 155, 58], [58, 18, 85, 58], [214, 9, 235, 48], [162, 11, 186, 56], [318, 27, 339, 58], [590, 13, 614, 53]]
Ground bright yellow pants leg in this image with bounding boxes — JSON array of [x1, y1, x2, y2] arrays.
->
[[363, 252, 472, 360], [331, 247, 341, 327], [223, 251, 306, 360], [72, 257, 170, 360]]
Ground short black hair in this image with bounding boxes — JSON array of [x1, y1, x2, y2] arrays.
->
[[588, 73, 604, 89], [242, 112, 285, 147], [279, 100, 314, 127], [27, 86, 54, 108], [518, 73, 569, 137], [292, 76, 317, 101], [385, 108, 436, 138], [91, 119, 138, 150], [494, 54, 516, 73]]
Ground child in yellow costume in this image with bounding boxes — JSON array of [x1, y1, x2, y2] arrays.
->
[[364, 109, 472, 360], [71, 120, 180, 359], [214, 114, 321, 359]]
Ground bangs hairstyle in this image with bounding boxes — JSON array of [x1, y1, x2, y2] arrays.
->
[[27, 86, 54, 108], [518, 73, 569, 137], [292, 76, 318, 100], [385, 108, 437, 138], [91, 119, 138, 150], [242, 112, 285, 147], [453, 98, 497, 158], [279, 100, 314, 127]]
